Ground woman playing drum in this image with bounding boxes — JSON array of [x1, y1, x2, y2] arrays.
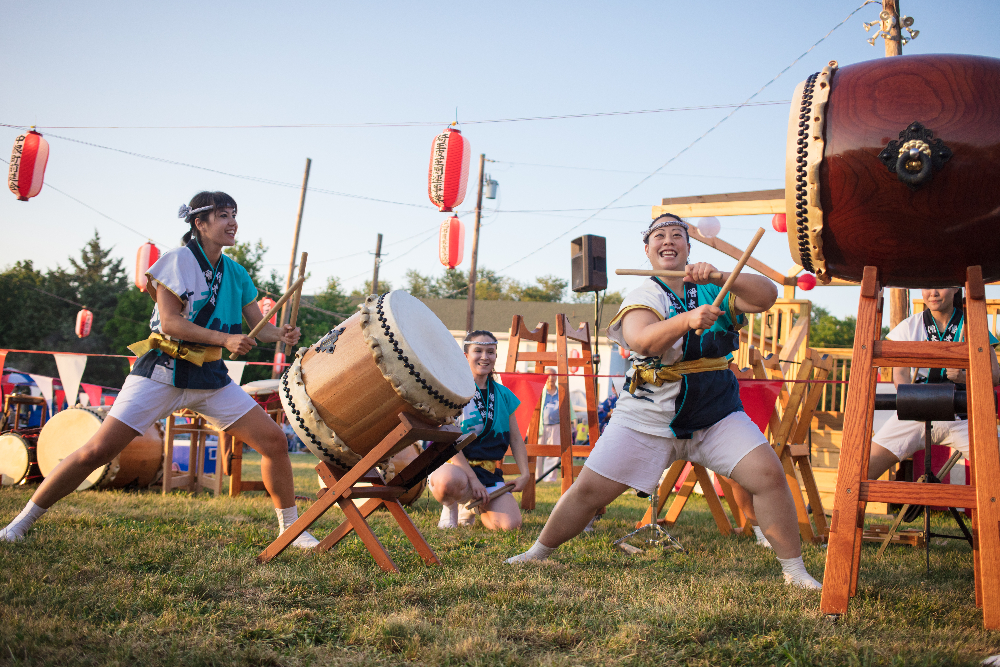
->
[[507, 214, 822, 589], [1, 191, 318, 547], [429, 330, 531, 530]]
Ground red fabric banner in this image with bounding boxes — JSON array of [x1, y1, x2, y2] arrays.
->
[[497, 372, 549, 438], [738, 380, 784, 435]]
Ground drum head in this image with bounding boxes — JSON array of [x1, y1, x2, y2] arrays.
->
[[0, 432, 30, 486], [37, 408, 110, 491], [371, 291, 476, 416], [242, 379, 280, 397]]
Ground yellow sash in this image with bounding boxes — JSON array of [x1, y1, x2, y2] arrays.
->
[[628, 356, 731, 393], [466, 459, 498, 474], [127, 333, 223, 368]]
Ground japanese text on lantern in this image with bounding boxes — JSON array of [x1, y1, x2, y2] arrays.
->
[[429, 133, 448, 201]]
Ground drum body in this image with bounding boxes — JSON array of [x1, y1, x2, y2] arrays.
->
[[37, 407, 164, 491], [282, 291, 475, 469], [0, 432, 31, 485], [242, 379, 282, 415], [786, 55, 1000, 287]]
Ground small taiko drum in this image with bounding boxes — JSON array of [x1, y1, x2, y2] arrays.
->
[[785, 54, 1000, 287], [0, 431, 40, 486], [242, 379, 283, 417], [36, 407, 164, 491], [282, 290, 475, 469]]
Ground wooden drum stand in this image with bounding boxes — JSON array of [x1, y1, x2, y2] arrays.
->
[[822, 266, 1000, 629], [258, 413, 473, 572]]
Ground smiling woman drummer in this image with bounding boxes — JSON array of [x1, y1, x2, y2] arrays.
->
[[507, 214, 822, 589], [428, 330, 531, 530]]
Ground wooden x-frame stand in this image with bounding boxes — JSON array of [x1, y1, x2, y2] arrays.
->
[[822, 266, 1000, 628], [257, 413, 473, 572]]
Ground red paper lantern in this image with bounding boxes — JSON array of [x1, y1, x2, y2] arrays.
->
[[8, 130, 50, 201], [797, 273, 817, 291], [772, 213, 787, 233], [619, 345, 630, 359], [135, 242, 160, 291], [76, 308, 93, 338], [570, 348, 582, 374], [438, 216, 465, 268], [258, 296, 278, 325], [428, 126, 471, 212]]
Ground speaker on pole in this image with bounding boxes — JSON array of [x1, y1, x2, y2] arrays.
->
[[571, 235, 607, 292]]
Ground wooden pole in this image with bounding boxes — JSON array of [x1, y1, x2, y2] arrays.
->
[[883, 0, 909, 329], [288, 252, 308, 333], [275, 158, 311, 369], [465, 153, 487, 333], [371, 233, 383, 295]]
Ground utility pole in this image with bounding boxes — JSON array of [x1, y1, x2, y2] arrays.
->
[[273, 157, 310, 378], [883, 0, 909, 330], [371, 233, 383, 295], [465, 153, 487, 332]]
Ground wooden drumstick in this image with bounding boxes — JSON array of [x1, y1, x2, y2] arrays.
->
[[465, 482, 516, 510], [616, 269, 724, 280], [287, 252, 308, 334], [694, 227, 766, 336], [230, 275, 305, 360]]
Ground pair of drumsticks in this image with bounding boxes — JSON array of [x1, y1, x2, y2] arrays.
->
[[230, 252, 308, 360], [617, 227, 765, 335]]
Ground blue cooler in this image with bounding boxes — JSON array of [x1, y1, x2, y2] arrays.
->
[[171, 437, 218, 474]]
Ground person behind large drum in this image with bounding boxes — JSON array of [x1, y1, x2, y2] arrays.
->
[[867, 287, 1000, 481], [1, 192, 318, 548], [507, 214, 822, 589], [429, 330, 531, 530]]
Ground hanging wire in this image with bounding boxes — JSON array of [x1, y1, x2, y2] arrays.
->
[[494, 0, 877, 274], [491, 160, 784, 182]]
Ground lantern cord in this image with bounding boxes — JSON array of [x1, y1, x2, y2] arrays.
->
[[25, 286, 150, 327], [0, 101, 789, 131], [493, 0, 876, 274]]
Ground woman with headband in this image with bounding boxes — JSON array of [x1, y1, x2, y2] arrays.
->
[[429, 330, 531, 530], [1, 191, 319, 548], [507, 214, 823, 589]]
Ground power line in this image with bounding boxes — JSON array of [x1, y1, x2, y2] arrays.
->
[[0, 101, 790, 131], [491, 160, 784, 182], [495, 0, 873, 273]]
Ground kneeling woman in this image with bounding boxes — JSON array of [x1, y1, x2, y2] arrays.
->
[[429, 331, 531, 530], [507, 215, 822, 589]]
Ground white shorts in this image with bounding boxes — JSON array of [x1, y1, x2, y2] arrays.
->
[[585, 411, 767, 495], [871, 414, 995, 461], [108, 375, 259, 434]]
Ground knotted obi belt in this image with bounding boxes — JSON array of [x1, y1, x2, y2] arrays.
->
[[466, 459, 498, 473], [127, 333, 223, 367], [627, 356, 731, 393]]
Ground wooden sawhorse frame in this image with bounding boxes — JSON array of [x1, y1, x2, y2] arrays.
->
[[162, 409, 226, 495], [258, 413, 473, 572], [501, 314, 600, 509], [822, 266, 1000, 628]]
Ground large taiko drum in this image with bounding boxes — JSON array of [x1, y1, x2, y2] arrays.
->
[[36, 407, 164, 491], [281, 290, 475, 469], [0, 432, 33, 485], [785, 54, 1000, 287]]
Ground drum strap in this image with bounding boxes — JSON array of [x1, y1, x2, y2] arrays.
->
[[127, 333, 223, 367], [919, 308, 963, 384]]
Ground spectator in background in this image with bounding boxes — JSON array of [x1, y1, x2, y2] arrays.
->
[[538, 368, 574, 482], [598, 383, 619, 433]]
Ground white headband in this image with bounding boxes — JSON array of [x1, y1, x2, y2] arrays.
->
[[463, 338, 498, 346], [178, 203, 215, 220], [642, 215, 689, 243]]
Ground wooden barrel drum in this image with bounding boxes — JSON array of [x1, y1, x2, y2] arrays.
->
[[786, 54, 1000, 287], [36, 407, 164, 491], [0, 430, 42, 486], [281, 290, 475, 470]]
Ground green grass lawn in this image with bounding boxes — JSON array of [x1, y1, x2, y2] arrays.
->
[[1, 451, 997, 666]]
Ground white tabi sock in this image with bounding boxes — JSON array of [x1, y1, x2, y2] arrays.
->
[[777, 555, 822, 590], [753, 525, 773, 549], [275, 506, 320, 549], [506, 539, 556, 564], [438, 502, 459, 529], [1, 501, 47, 542]]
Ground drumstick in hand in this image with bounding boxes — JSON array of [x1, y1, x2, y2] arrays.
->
[[231, 275, 305, 360], [616, 269, 724, 279], [465, 482, 516, 510], [286, 251, 308, 337], [694, 227, 766, 336]]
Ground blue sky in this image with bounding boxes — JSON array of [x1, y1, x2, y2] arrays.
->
[[4, 1, 999, 317]]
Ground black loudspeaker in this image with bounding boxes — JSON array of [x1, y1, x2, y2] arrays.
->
[[571, 235, 608, 292]]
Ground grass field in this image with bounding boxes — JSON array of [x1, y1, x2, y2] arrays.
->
[[1, 451, 997, 666]]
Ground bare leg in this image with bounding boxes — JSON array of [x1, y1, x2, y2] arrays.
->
[[729, 445, 800, 559], [479, 492, 522, 531], [727, 477, 771, 547], [868, 442, 900, 481], [538, 467, 629, 548], [225, 407, 294, 509], [428, 463, 473, 504], [32, 417, 141, 508]]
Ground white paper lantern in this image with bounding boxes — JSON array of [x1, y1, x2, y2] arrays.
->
[[698, 217, 721, 238]]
